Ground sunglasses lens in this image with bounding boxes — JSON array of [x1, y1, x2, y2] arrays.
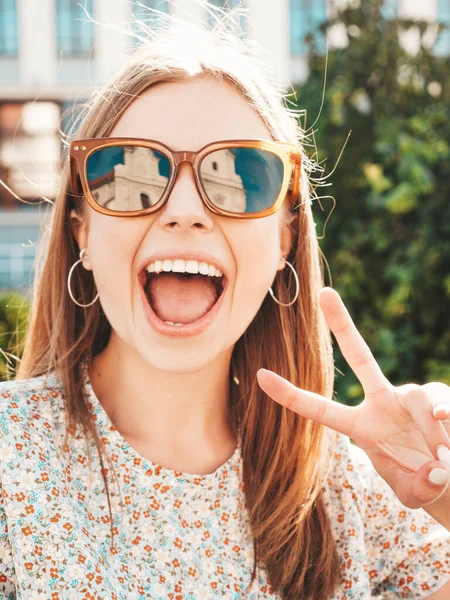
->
[[199, 147, 285, 214], [86, 145, 171, 211]]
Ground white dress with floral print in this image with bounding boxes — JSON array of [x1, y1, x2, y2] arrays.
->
[[0, 371, 449, 599]]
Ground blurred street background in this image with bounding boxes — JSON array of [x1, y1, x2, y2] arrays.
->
[[0, 0, 449, 400]]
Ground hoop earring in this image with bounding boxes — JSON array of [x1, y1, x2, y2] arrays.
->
[[67, 248, 99, 308], [269, 259, 299, 307]]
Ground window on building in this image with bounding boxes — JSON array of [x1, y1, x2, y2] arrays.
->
[[131, 0, 170, 44], [132, 0, 170, 18], [140, 192, 151, 208], [0, 0, 18, 56], [207, 0, 246, 32], [56, 0, 94, 57], [290, 0, 327, 56], [131, 0, 170, 28], [380, 0, 398, 20], [0, 102, 60, 290], [0, 102, 61, 207], [436, 0, 450, 55]]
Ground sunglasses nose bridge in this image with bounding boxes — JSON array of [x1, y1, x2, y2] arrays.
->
[[173, 151, 196, 167], [170, 151, 204, 206]]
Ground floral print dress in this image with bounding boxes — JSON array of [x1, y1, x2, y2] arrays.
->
[[0, 371, 449, 599]]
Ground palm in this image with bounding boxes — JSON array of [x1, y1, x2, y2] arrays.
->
[[257, 287, 450, 509], [354, 390, 434, 468], [357, 393, 447, 493]]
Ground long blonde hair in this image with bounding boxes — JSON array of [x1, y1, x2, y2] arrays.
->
[[13, 5, 342, 599]]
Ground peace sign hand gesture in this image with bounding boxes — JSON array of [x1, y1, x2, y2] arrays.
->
[[257, 287, 450, 527]]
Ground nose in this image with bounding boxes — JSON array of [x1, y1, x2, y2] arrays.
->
[[158, 162, 215, 232]]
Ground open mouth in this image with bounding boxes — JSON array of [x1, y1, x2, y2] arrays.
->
[[138, 268, 227, 327]]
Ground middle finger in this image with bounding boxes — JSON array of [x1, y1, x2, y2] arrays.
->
[[320, 287, 390, 398]]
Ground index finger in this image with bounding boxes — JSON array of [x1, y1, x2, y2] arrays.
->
[[320, 287, 390, 397], [256, 368, 357, 438]]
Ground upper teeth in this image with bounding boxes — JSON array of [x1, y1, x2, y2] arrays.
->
[[145, 259, 223, 277]]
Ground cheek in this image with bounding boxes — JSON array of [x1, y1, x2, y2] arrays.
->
[[230, 220, 282, 312], [86, 218, 140, 314]]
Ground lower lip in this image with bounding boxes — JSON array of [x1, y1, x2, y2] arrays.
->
[[139, 275, 229, 338]]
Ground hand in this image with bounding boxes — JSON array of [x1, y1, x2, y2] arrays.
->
[[257, 287, 450, 516]]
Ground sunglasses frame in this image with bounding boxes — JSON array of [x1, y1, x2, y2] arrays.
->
[[69, 137, 302, 219]]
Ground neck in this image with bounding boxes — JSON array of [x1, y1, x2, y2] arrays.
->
[[87, 332, 237, 474]]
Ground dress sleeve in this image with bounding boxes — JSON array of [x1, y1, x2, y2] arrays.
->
[[345, 436, 450, 599], [0, 494, 16, 599]]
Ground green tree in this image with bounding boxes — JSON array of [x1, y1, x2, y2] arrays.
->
[[294, 0, 450, 404]]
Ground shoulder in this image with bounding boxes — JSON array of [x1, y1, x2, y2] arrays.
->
[[0, 372, 65, 436], [323, 431, 450, 595], [0, 371, 62, 400]]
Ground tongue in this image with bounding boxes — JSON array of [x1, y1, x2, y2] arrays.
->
[[146, 272, 219, 324]]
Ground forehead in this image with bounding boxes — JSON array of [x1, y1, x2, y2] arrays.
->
[[109, 74, 272, 150]]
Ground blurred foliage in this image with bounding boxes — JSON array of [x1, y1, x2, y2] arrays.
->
[[294, 0, 450, 405], [0, 293, 29, 381]]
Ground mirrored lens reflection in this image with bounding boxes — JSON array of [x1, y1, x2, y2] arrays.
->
[[86, 146, 171, 211], [200, 147, 284, 214], [85, 144, 285, 214]]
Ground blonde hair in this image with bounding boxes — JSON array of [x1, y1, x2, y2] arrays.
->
[[13, 4, 341, 598]]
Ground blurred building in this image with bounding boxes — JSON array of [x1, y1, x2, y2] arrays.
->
[[0, 0, 449, 292]]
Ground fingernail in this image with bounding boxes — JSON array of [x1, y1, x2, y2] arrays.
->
[[428, 468, 450, 485], [437, 445, 450, 467], [433, 403, 450, 416]]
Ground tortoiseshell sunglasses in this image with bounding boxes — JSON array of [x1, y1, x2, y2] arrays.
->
[[69, 137, 302, 219]]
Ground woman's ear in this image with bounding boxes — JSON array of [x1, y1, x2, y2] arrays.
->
[[69, 209, 91, 269], [278, 213, 294, 270]]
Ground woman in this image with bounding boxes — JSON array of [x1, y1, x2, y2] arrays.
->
[[1, 7, 450, 600]]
